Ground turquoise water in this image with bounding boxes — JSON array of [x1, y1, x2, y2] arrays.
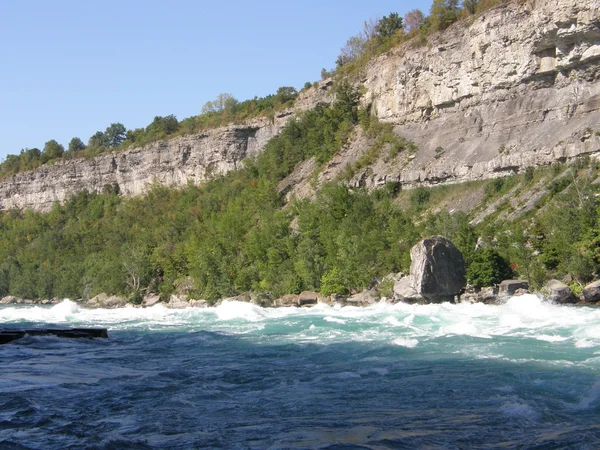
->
[[1, 295, 600, 449]]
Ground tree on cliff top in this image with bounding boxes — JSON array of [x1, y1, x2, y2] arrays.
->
[[431, 0, 460, 30], [41, 139, 64, 164], [404, 9, 425, 33], [105, 123, 126, 147], [376, 13, 403, 38]]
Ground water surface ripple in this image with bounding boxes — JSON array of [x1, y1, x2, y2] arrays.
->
[[1, 295, 600, 449]]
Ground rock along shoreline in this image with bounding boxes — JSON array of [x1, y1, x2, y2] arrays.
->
[[2, 279, 600, 310]]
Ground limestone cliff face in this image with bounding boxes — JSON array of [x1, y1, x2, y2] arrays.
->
[[0, 119, 281, 212], [358, 0, 600, 188], [0, 84, 331, 212], [2, 0, 599, 211]]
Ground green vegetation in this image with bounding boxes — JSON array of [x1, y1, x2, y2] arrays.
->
[[1, 96, 599, 302], [467, 248, 513, 288], [1, 0, 595, 304], [0, 83, 415, 302]]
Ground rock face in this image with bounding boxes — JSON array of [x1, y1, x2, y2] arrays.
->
[[1, 0, 599, 210], [356, 0, 600, 190], [0, 85, 331, 212], [410, 236, 466, 303]]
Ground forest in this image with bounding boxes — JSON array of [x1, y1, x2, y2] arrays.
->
[[1, 78, 598, 303]]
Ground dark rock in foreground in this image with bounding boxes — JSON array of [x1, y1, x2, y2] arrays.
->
[[410, 236, 466, 303], [0, 328, 108, 344]]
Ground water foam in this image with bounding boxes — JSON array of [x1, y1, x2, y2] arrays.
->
[[1, 296, 599, 366], [499, 401, 540, 420]]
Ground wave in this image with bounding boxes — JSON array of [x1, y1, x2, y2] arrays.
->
[[1, 295, 600, 368]]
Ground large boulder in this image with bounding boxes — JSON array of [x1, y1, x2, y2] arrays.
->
[[582, 280, 600, 303], [542, 280, 578, 304], [410, 236, 466, 303]]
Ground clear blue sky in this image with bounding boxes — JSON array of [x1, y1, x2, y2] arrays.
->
[[0, 0, 427, 161]]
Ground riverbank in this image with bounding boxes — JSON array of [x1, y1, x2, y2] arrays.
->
[[2, 278, 600, 309]]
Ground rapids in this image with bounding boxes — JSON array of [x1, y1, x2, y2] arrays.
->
[[1, 295, 599, 448]]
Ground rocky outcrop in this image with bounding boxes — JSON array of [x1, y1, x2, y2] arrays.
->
[[409, 236, 466, 303], [2, 0, 599, 210], [0, 84, 331, 212], [355, 0, 600, 190]]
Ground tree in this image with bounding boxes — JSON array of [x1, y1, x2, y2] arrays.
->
[[105, 123, 126, 147], [376, 13, 403, 38], [336, 34, 366, 67], [148, 115, 179, 135], [404, 9, 425, 33], [463, 0, 480, 14], [88, 131, 107, 148], [431, 0, 460, 30], [41, 139, 64, 163], [201, 93, 238, 114], [463, 0, 479, 14], [275, 86, 298, 104], [467, 248, 513, 288], [67, 137, 86, 157], [19, 148, 41, 171]]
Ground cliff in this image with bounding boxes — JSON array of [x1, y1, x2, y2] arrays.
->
[[1, 0, 599, 211], [358, 0, 600, 188], [0, 84, 331, 212]]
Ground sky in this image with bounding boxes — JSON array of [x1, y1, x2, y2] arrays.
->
[[0, 0, 427, 162]]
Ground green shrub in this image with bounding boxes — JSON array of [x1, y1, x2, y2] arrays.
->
[[467, 248, 513, 287]]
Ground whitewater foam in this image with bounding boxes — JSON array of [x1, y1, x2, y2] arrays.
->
[[1, 296, 599, 369]]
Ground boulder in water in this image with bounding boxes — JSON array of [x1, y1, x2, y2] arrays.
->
[[142, 294, 161, 307], [542, 280, 578, 304], [410, 236, 466, 303], [459, 286, 499, 304], [277, 294, 300, 307], [345, 290, 377, 307], [582, 280, 600, 303], [298, 291, 318, 306], [168, 294, 189, 309], [499, 280, 530, 297], [87, 293, 127, 308], [0, 296, 19, 304]]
